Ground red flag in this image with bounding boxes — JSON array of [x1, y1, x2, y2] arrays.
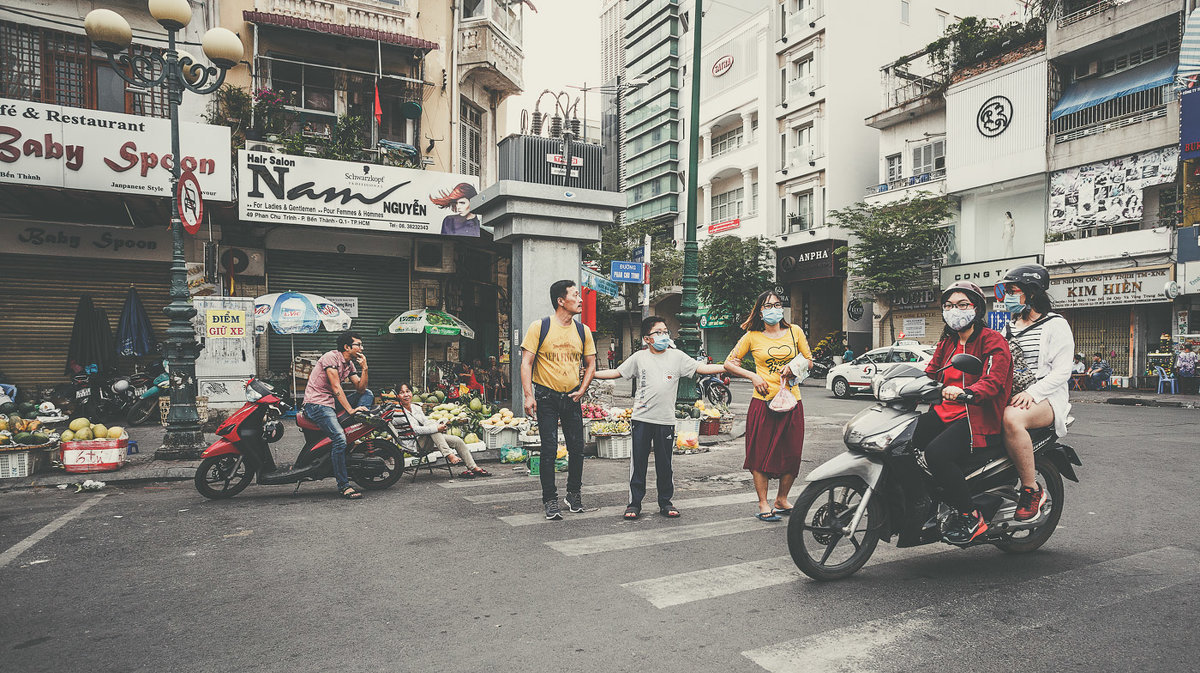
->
[[373, 82, 382, 125], [581, 287, 597, 331]]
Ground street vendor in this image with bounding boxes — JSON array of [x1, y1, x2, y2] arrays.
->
[[395, 382, 490, 478]]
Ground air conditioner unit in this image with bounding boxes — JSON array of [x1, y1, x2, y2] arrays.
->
[[219, 247, 265, 276], [414, 240, 455, 273], [1073, 60, 1099, 80], [934, 156, 946, 170]]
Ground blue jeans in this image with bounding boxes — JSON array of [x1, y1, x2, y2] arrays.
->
[[1088, 372, 1109, 390], [534, 384, 585, 502], [305, 389, 373, 491]]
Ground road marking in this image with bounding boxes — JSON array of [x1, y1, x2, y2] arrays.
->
[[466, 481, 631, 504], [743, 546, 1200, 673], [623, 545, 950, 608], [504, 492, 754, 527], [0, 494, 107, 570], [436, 476, 526, 489], [546, 515, 769, 556]]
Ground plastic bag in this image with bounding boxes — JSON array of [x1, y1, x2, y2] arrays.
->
[[500, 446, 527, 463], [768, 373, 798, 413]]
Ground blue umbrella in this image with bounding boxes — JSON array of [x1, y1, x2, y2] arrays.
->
[[116, 286, 157, 357]]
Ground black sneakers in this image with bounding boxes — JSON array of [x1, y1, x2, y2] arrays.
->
[[1015, 485, 1048, 522], [564, 491, 585, 513], [942, 509, 988, 545], [544, 499, 563, 521]]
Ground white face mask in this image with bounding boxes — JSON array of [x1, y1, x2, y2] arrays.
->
[[942, 307, 975, 332]]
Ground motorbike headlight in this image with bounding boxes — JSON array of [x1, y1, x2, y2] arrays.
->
[[245, 381, 263, 402], [876, 378, 905, 402]]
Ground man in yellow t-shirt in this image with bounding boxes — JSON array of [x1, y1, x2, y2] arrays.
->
[[520, 279, 597, 520]]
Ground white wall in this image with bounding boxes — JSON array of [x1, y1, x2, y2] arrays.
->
[[957, 177, 1047, 264]]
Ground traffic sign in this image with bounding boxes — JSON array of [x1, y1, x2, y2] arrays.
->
[[611, 261, 644, 283], [581, 267, 619, 297], [177, 171, 204, 235], [631, 247, 644, 264]]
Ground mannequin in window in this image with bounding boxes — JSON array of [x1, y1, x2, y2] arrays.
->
[[1001, 211, 1015, 257]]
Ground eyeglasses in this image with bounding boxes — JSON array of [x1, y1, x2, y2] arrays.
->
[[648, 330, 670, 337], [942, 301, 974, 310], [762, 301, 783, 309]]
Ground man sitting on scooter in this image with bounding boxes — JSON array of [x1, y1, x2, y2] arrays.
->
[[302, 332, 374, 500], [917, 281, 1013, 545]]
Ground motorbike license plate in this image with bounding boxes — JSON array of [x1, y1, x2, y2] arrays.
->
[[76, 388, 90, 399], [134, 386, 147, 397]]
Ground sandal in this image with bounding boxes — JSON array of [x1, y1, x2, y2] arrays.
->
[[773, 505, 793, 516], [471, 467, 492, 477], [755, 511, 782, 522], [660, 506, 680, 518], [339, 486, 363, 500], [623, 506, 640, 520], [458, 470, 477, 479]]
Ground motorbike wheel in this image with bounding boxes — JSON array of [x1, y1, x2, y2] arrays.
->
[[705, 381, 732, 406], [126, 398, 159, 427], [351, 439, 404, 491], [788, 476, 882, 581], [831, 377, 851, 399], [993, 458, 1064, 554], [194, 455, 253, 500]]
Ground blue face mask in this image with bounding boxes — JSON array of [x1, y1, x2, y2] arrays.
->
[[650, 334, 671, 351], [1002, 292, 1027, 315], [762, 308, 784, 325]]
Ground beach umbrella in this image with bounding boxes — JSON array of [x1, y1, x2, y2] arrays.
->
[[116, 286, 158, 357], [385, 309, 475, 387], [66, 294, 115, 375], [254, 291, 352, 399]]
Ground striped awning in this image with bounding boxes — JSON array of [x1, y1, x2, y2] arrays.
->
[[1181, 8, 1200, 80]]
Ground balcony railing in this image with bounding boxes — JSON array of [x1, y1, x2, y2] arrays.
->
[[866, 168, 947, 195], [1051, 83, 1175, 143], [785, 0, 823, 38], [256, 0, 414, 36], [1056, 0, 1118, 28], [785, 76, 816, 104], [784, 146, 821, 170]]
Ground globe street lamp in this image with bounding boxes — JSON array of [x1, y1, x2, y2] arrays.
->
[[85, 0, 243, 459]]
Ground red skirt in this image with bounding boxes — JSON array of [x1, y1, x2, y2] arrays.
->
[[743, 397, 805, 477]]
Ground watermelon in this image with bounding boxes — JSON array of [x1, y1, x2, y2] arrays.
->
[[0, 402, 15, 414]]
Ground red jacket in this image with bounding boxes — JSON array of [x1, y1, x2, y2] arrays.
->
[[925, 326, 1013, 449]]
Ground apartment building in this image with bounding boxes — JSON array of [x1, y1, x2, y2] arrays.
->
[[601, 0, 626, 191]]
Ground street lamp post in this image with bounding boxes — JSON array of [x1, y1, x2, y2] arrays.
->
[[85, 1, 243, 459], [676, 0, 703, 403]]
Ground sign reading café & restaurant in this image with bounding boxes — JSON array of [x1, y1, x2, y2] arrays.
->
[[238, 151, 482, 236], [0, 98, 231, 200], [1048, 266, 1172, 308]]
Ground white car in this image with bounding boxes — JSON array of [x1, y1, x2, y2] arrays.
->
[[826, 342, 936, 399]]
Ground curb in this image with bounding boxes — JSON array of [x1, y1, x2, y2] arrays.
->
[[0, 465, 198, 491], [1104, 397, 1197, 409]]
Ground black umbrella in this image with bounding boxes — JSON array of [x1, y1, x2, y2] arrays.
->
[[116, 286, 157, 357], [65, 294, 115, 375]]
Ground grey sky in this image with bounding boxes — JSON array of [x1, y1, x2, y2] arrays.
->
[[505, 0, 602, 134]]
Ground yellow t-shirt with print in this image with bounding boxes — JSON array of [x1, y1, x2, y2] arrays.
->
[[727, 325, 812, 402], [520, 318, 597, 393]]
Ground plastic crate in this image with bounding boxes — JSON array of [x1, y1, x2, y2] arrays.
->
[[700, 418, 721, 435], [484, 426, 520, 450], [675, 418, 700, 436], [62, 437, 128, 473], [0, 450, 42, 479], [596, 433, 633, 459]]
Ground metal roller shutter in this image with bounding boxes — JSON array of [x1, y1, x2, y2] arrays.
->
[[0, 255, 170, 392], [265, 250, 410, 391], [1059, 307, 1130, 377]]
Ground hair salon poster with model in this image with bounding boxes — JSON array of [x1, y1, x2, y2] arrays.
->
[[237, 150, 482, 236]]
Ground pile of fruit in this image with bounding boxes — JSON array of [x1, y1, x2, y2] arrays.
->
[[61, 417, 126, 443], [581, 403, 607, 419], [481, 407, 523, 430], [675, 400, 724, 420], [0, 413, 53, 448], [589, 419, 631, 436], [607, 407, 633, 420]]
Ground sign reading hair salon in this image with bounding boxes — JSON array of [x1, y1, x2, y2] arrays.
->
[[238, 151, 481, 236], [0, 98, 231, 200]]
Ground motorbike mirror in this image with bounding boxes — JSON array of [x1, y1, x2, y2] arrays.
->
[[950, 353, 983, 375]]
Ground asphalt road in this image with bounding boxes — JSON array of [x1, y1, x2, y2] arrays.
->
[[2, 382, 1197, 673]]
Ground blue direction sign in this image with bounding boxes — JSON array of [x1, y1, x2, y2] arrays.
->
[[581, 267, 620, 297], [611, 261, 645, 283], [631, 246, 645, 264]]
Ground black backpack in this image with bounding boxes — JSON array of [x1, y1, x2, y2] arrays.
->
[[531, 316, 590, 378]]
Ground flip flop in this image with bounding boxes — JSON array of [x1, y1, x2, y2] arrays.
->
[[471, 467, 492, 477], [755, 511, 782, 522], [773, 506, 793, 516]]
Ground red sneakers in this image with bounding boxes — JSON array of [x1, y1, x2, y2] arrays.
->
[[942, 509, 988, 545], [1015, 485, 1048, 522]]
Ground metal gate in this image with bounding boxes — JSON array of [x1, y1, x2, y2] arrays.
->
[[1059, 307, 1130, 377], [266, 250, 410, 390]]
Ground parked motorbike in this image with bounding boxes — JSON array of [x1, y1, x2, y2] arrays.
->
[[194, 379, 404, 499], [695, 372, 732, 406], [126, 362, 169, 426], [58, 368, 153, 422], [810, 356, 834, 379], [787, 353, 1082, 581]]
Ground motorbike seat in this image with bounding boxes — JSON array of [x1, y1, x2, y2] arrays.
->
[[1028, 425, 1058, 450], [295, 412, 321, 431]]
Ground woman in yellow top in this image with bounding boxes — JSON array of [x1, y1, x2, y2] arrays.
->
[[724, 290, 812, 521]]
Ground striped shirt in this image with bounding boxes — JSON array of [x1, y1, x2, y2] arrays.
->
[[1009, 322, 1043, 372]]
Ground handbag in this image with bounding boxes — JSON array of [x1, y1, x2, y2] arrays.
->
[[1006, 315, 1059, 397]]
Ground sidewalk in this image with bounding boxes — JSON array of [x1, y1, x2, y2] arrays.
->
[[1069, 388, 1200, 409]]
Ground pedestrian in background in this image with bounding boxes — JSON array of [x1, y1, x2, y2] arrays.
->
[[842, 345, 855, 363], [724, 290, 812, 521], [594, 316, 727, 520], [1086, 352, 1112, 389], [1176, 344, 1198, 394], [520, 279, 597, 521], [607, 347, 616, 369]]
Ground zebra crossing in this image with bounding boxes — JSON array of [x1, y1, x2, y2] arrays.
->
[[426, 472, 1200, 671]]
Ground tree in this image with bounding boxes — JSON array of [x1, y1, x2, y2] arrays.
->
[[698, 235, 776, 327], [584, 219, 681, 338], [830, 194, 954, 341]]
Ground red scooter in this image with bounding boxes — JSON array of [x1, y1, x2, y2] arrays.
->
[[194, 379, 405, 499]]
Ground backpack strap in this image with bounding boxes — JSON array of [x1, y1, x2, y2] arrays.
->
[[531, 316, 552, 376]]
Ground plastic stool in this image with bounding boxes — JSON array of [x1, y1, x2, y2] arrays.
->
[[127, 440, 139, 455]]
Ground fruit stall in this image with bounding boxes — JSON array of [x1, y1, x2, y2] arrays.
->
[[0, 402, 58, 479]]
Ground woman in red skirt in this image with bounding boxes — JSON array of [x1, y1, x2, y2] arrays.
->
[[724, 290, 812, 521]]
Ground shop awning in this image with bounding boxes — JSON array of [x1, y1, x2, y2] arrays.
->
[[1051, 57, 1178, 120], [243, 11, 439, 51], [1179, 8, 1200, 81]]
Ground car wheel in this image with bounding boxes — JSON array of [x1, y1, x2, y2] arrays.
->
[[832, 377, 850, 399]]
